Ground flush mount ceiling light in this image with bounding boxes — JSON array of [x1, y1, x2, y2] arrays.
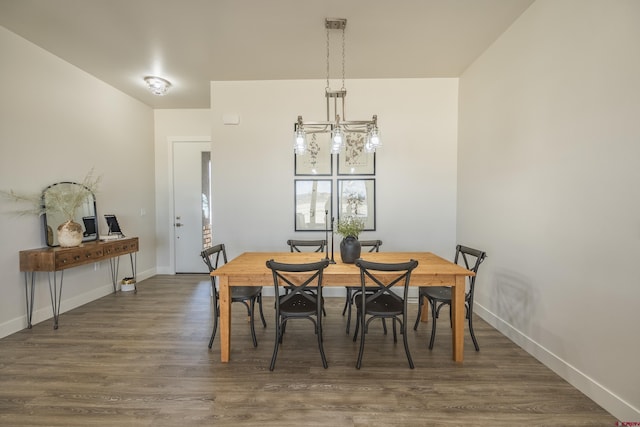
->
[[144, 76, 172, 96], [294, 18, 380, 156]]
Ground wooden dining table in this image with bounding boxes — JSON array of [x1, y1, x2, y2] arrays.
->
[[211, 251, 475, 363]]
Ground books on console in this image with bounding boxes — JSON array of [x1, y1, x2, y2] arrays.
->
[[99, 234, 123, 241]]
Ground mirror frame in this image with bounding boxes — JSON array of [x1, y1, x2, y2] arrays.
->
[[42, 181, 98, 247]]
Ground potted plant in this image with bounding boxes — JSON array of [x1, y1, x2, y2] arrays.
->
[[1, 170, 101, 247], [336, 215, 365, 263]]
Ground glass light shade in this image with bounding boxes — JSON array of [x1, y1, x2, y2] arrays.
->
[[365, 127, 381, 152], [369, 132, 380, 147], [331, 127, 344, 154], [144, 76, 172, 96], [293, 128, 306, 155]]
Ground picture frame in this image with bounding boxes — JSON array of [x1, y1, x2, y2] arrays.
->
[[294, 179, 333, 231], [337, 179, 376, 231], [337, 132, 375, 175], [295, 133, 333, 176]]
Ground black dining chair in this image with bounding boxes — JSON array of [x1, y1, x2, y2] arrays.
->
[[353, 258, 419, 369], [342, 239, 383, 334], [201, 244, 266, 348], [286, 239, 326, 253], [413, 244, 487, 351], [266, 259, 330, 371], [286, 239, 327, 314]]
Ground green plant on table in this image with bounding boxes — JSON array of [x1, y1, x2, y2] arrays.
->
[[1, 169, 101, 221], [336, 216, 365, 239]]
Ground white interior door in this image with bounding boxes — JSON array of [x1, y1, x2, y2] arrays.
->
[[173, 141, 211, 273]]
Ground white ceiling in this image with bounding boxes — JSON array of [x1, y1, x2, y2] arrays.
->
[[0, 0, 534, 109]]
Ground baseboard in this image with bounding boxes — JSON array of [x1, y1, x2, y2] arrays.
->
[[474, 303, 639, 422], [133, 267, 156, 283]]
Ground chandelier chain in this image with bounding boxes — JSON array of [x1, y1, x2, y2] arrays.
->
[[341, 26, 346, 90], [326, 25, 330, 91]]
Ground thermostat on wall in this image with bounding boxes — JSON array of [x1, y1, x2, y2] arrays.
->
[[222, 114, 240, 125]]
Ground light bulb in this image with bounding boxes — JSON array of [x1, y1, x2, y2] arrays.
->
[[331, 127, 344, 154], [369, 128, 380, 147], [364, 140, 375, 153]]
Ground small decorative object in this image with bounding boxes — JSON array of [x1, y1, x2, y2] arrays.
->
[[1, 169, 101, 247], [57, 220, 83, 247], [336, 216, 365, 263], [121, 277, 137, 292]]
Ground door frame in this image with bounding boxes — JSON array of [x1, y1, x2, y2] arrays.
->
[[167, 136, 211, 274]]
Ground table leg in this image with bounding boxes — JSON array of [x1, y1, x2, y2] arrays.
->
[[219, 276, 231, 362], [452, 274, 465, 362], [108, 257, 120, 293], [47, 271, 64, 330], [129, 253, 137, 293], [24, 272, 35, 329], [420, 296, 429, 323]]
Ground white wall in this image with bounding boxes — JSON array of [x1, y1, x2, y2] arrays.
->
[[458, 0, 640, 420], [153, 109, 211, 273], [0, 27, 157, 337], [210, 79, 459, 295]]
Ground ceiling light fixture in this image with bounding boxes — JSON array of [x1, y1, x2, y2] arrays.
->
[[144, 76, 172, 96], [294, 18, 380, 156]]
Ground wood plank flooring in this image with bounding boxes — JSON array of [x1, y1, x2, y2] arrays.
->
[[0, 274, 616, 426]]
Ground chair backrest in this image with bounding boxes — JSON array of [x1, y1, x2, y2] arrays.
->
[[454, 244, 487, 299], [266, 259, 330, 309], [355, 259, 419, 308], [200, 243, 228, 273], [286, 239, 326, 253], [359, 239, 382, 253]]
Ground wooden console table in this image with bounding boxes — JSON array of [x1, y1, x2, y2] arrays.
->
[[19, 237, 138, 329]]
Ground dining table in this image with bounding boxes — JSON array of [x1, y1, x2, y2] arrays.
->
[[210, 251, 475, 363]]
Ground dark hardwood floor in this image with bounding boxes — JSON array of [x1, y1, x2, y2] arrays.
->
[[0, 275, 615, 426]]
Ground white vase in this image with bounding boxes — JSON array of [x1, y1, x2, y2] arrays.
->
[[57, 220, 83, 247]]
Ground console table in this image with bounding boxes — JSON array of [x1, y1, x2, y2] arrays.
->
[[19, 237, 138, 329]]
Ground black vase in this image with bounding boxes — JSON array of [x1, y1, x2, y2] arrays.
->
[[340, 236, 362, 264]]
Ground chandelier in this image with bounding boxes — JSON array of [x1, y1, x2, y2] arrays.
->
[[294, 18, 381, 156]]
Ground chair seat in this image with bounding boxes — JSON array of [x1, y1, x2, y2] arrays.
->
[[279, 294, 319, 316], [354, 294, 403, 316], [419, 286, 452, 301], [344, 284, 383, 334]]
